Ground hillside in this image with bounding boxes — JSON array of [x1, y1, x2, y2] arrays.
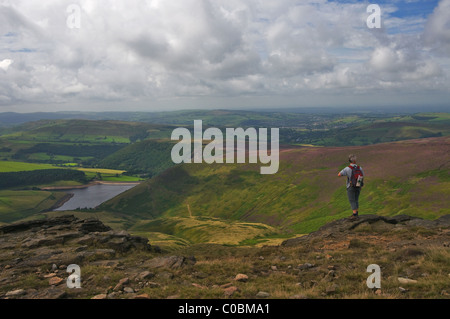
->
[[102, 136, 450, 236], [99, 139, 175, 177], [281, 112, 450, 146], [4, 119, 173, 143], [1, 214, 448, 299], [0, 119, 175, 166]]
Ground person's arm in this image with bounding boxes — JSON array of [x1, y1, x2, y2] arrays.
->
[[338, 167, 347, 177], [360, 167, 365, 186]]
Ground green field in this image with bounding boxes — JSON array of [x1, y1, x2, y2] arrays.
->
[[0, 160, 143, 183], [101, 175, 143, 182], [0, 190, 67, 223], [77, 168, 126, 174], [77, 168, 143, 182], [0, 161, 58, 172], [2, 119, 173, 144]]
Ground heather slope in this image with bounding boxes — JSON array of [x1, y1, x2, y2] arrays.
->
[[102, 136, 450, 234]]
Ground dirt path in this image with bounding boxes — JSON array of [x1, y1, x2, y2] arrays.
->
[[187, 204, 193, 218]]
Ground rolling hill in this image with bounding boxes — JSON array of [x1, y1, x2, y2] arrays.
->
[[4, 119, 174, 143], [101, 136, 450, 236], [0, 119, 176, 166], [99, 139, 176, 177]]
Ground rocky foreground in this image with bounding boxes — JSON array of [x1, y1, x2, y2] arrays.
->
[[0, 214, 449, 299]]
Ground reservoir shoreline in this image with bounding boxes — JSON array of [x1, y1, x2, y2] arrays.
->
[[49, 193, 75, 211], [40, 180, 142, 191], [46, 182, 142, 211]]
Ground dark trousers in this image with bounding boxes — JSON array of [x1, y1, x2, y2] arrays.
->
[[347, 186, 361, 211]]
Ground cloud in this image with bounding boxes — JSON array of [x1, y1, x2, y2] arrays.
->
[[424, 0, 450, 55], [369, 45, 442, 81], [0, 0, 448, 111], [0, 59, 13, 71]]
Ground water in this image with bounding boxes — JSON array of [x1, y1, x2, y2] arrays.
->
[[54, 183, 139, 211]]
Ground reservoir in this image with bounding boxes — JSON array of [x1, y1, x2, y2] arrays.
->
[[54, 183, 139, 211]]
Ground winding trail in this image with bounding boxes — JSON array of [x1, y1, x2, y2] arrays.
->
[[187, 204, 193, 218]]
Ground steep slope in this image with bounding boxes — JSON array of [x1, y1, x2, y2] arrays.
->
[[102, 136, 450, 234], [99, 139, 175, 176]]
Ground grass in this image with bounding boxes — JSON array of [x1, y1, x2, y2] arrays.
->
[[130, 216, 281, 246], [0, 212, 447, 299], [130, 231, 191, 251], [114, 228, 449, 299], [0, 190, 67, 223], [1, 118, 449, 253], [0, 160, 58, 172], [96, 136, 450, 248], [36, 180, 84, 188], [0, 160, 141, 182], [101, 175, 143, 182], [77, 168, 126, 175], [77, 167, 142, 182], [40, 210, 135, 230], [103, 137, 450, 236]]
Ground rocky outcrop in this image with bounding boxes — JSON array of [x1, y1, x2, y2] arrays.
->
[[0, 215, 153, 269], [0, 215, 202, 299], [282, 214, 450, 247], [1, 213, 447, 299], [0, 215, 83, 234], [144, 255, 196, 269]]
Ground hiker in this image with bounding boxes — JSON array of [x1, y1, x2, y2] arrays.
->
[[338, 154, 364, 218]]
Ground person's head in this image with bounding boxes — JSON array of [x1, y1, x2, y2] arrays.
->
[[348, 154, 357, 164]]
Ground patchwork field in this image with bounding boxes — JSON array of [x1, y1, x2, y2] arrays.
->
[[0, 161, 58, 172]]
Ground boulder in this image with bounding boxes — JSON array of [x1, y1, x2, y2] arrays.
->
[[123, 287, 135, 294], [256, 291, 270, 298], [79, 219, 112, 233], [234, 274, 248, 282], [224, 286, 239, 297], [398, 277, 418, 284], [49, 277, 64, 286], [298, 263, 315, 270], [113, 277, 130, 291], [5, 289, 26, 297], [145, 256, 195, 269], [138, 271, 155, 280]]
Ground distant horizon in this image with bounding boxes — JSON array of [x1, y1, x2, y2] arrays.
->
[[1, 1, 449, 113], [1, 104, 449, 115]]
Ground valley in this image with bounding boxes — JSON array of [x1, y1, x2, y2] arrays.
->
[[0, 110, 448, 250]]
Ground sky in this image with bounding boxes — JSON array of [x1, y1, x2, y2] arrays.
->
[[0, 0, 449, 113]]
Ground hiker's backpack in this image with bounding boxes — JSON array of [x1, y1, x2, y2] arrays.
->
[[349, 165, 364, 187]]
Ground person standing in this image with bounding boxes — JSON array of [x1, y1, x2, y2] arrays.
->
[[338, 154, 364, 218]]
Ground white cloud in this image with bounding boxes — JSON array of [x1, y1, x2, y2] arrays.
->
[[0, 59, 13, 71], [424, 0, 450, 55], [0, 0, 448, 111]]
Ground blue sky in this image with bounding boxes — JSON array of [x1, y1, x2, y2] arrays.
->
[[329, 0, 440, 17], [0, 0, 449, 112], [375, 0, 439, 18]]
